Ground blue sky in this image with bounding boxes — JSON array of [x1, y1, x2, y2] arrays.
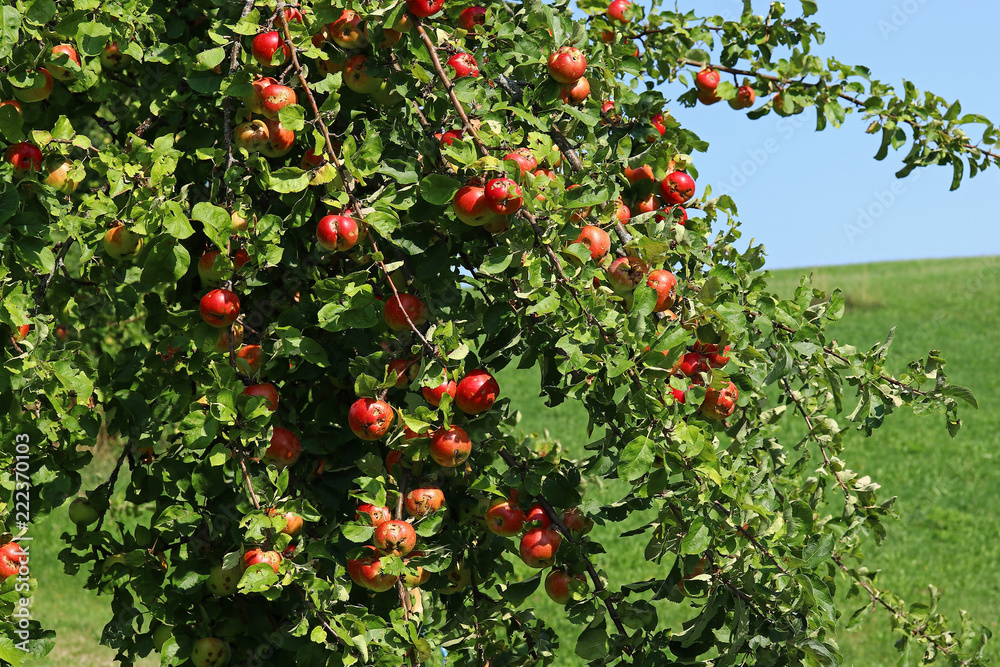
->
[[652, 1, 1000, 269]]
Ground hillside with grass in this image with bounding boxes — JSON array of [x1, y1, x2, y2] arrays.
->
[[29, 255, 1000, 666]]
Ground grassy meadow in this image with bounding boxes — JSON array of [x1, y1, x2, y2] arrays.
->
[[27, 256, 1000, 665]]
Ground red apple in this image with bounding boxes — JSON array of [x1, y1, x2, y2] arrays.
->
[[623, 164, 654, 183], [260, 118, 295, 158], [406, 0, 444, 18], [43, 156, 79, 194], [263, 427, 301, 468], [545, 569, 588, 604], [266, 508, 304, 537], [635, 192, 661, 216], [100, 42, 130, 70], [660, 171, 695, 205], [405, 488, 445, 517], [374, 519, 417, 556], [48, 45, 81, 81], [316, 214, 361, 251], [4, 142, 42, 177], [243, 77, 278, 114], [452, 185, 496, 226], [429, 425, 472, 467], [357, 503, 393, 527], [329, 10, 367, 49], [504, 148, 538, 178], [573, 226, 610, 261], [662, 206, 688, 225], [447, 53, 479, 78], [455, 369, 499, 414], [251, 31, 290, 68], [615, 198, 630, 223], [348, 398, 395, 440], [388, 358, 416, 388], [729, 85, 756, 110], [524, 502, 551, 528], [519, 527, 562, 568], [199, 289, 241, 327], [344, 54, 382, 94], [647, 112, 667, 141], [606, 0, 632, 23], [646, 270, 678, 312], [261, 83, 297, 119], [600, 100, 620, 124], [233, 248, 250, 270], [547, 46, 586, 84], [242, 383, 279, 411], [422, 379, 457, 407], [701, 381, 739, 420], [241, 548, 281, 573], [439, 128, 463, 147], [676, 352, 709, 378], [558, 76, 590, 104], [606, 256, 649, 293], [458, 6, 487, 30], [348, 546, 398, 591], [10, 324, 30, 343], [198, 250, 234, 285], [236, 344, 262, 375], [484, 178, 523, 215], [383, 293, 428, 331], [697, 87, 721, 106], [562, 508, 594, 536], [695, 68, 720, 93], [485, 498, 525, 536]]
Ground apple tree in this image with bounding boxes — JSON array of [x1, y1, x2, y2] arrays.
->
[[0, 0, 995, 665]]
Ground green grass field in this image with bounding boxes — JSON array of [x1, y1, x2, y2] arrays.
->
[[28, 256, 1000, 665]]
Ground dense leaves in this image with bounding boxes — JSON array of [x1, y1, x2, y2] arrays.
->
[[0, 0, 994, 666]]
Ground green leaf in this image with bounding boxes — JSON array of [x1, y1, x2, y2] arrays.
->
[[681, 517, 711, 555], [941, 384, 978, 408], [618, 437, 654, 483], [269, 167, 311, 193], [419, 174, 462, 205], [574, 623, 608, 660], [191, 202, 230, 251]]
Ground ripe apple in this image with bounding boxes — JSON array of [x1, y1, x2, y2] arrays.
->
[[278, 7, 304, 25], [206, 563, 241, 596], [233, 248, 250, 271], [422, 379, 457, 407], [330, 10, 367, 49], [243, 77, 277, 113], [447, 53, 479, 78], [452, 185, 496, 226], [606, 256, 649, 293], [606, 0, 632, 22], [730, 85, 756, 109], [519, 527, 562, 568], [100, 42, 131, 70], [600, 100, 620, 124], [455, 369, 499, 414], [260, 119, 295, 158], [647, 112, 667, 141], [103, 225, 143, 260], [344, 54, 382, 94], [459, 6, 487, 30], [261, 83, 297, 119], [231, 209, 250, 232], [634, 192, 661, 216], [251, 31, 290, 68], [406, 0, 444, 18], [241, 548, 281, 573], [484, 178, 523, 215], [388, 358, 417, 388], [383, 293, 428, 331], [676, 352, 709, 377], [405, 488, 445, 517], [573, 226, 610, 261], [672, 386, 687, 404], [43, 156, 79, 194], [483, 216, 510, 234], [263, 427, 301, 467], [562, 507, 594, 536], [547, 46, 586, 84], [485, 498, 525, 536], [213, 324, 243, 354], [241, 383, 279, 411], [701, 381, 739, 420], [439, 128, 463, 147], [545, 569, 588, 604], [524, 502, 551, 528], [13, 68, 53, 103], [695, 68, 720, 93], [199, 289, 240, 328], [348, 546, 398, 591], [429, 424, 472, 467], [647, 270, 678, 312], [10, 324, 30, 343], [0, 543, 25, 581], [692, 341, 731, 368], [662, 205, 687, 225], [374, 519, 417, 556], [357, 503, 392, 527], [233, 119, 270, 153], [48, 45, 81, 81], [316, 214, 361, 251], [615, 198, 631, 223], [266, 508, 304, 537], [4, 142, 42, 177], [558, 76, 590, 104], [348, 397, 395, 440], [236, 344, 262, 375], [660, 171, 696, 205], [623, 164, 654, 183], [504, 148, 538, 179], [697, 87, 721, 105], [0, 99, 21, 114], [198, 250, 234, 286], [191, 637, 230, 667]]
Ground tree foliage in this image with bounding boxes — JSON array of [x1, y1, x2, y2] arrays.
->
[[0, 0, 994, 665]]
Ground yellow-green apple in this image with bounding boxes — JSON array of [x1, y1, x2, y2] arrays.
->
[[206, 563, 241, 596], [429, 425, 472, 467], [198, 249, 234, 286], [344, 54, 381, 94], [455, 369, 499, 414], [233, 119, 270, 153], [13, 68, 53, 103], [213, 323, 243, 353], [199, 289, 240, 327], [43, 156, 79, 194], [103, 224, 143, 260], [348, 397, 395, 440], [191, 637, 230, 667], [68, 497, 99, 525], [100, 42, 131, 70]]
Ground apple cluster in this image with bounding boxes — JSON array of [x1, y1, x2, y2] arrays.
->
[[695, 67, 757, 110], [668, 340, 739, 419]]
